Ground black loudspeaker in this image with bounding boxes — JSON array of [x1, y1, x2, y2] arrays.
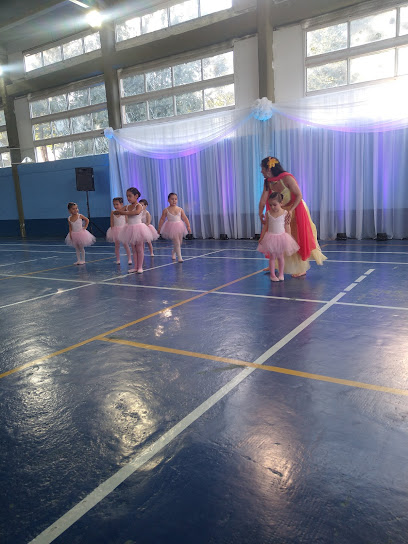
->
[[75, 167, 95, 191], [336, 233, 347, 240], [220, 233, 229, 240], [376, 233, 388, 241]]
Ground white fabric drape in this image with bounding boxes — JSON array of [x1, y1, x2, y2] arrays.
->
[[106, 78, 408, 240]]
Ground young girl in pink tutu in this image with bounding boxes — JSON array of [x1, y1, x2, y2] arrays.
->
[[257, 192, 300, 281], [65, 202, 96, 265], [139, 198, 159, 257], [114, 187, 155, 273], [106, 197, 132, 265], [157, 192, 191, 263]]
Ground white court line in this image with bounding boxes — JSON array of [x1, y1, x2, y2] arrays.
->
[[365, 269, 375, 275], [0, 284, 94, 310], [355, 275, 366, 282], [344, 283, 358, 291], [0, 259, 38, 267], [203, 256, 408, 265], [0, 274, 94, 284], [323, 250, 408, 255], [29, 288, 347, 544], [336, 301, 408, 311]]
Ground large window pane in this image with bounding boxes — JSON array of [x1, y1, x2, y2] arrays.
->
[[31, 99, 49, 118], [92, 110, 109, 130], [307, 60, 347, 91], [74, 139, 94, 157], [200, 0, 232, 16], [124, 102, 147, 123], [400, 6, 408, 36], [141, 9, 168, 34], [94, 137, 109, 154], [25, 52, 43, 72], [0, 131, 9, 147], [204, 83, 234, 109], [146, 68, 172, 92], [148, 96, 174, 119], [307, 23, 347, 57], [90, 84, 106, 104], [398, 45, 408, 75], [122, 74, 145, 97], [43, 46, 62, 66], [0, 110, 5, 125], [63, 39, 83, 59], [71, 114, 92, 134], [52, 119, 71, 138], [203, 51, 233, 79], [84, 32, 101, 53], [350, 49, 395, 84], [54, 141, 73, 160], [1, 152, 11, 168], [49, 94, 68, 114], [350, 10, 396, 47], [35, 145, 55, 162], [176, 91, 203, 115], [33, 122, 52, 141], [116, 18, 141, 42], [68, 89, 90, 110], [173, 60, 202, 86], [170, 0, 198, 25]]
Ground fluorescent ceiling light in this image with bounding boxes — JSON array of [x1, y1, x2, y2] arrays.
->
[[86, 9, 103, 27], [69, 0, 91, 7]]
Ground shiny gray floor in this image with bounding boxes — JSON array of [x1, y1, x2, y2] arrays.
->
[[1, 238, 408, 544]]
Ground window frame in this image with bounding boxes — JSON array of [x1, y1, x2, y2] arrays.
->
[[118, 45, 235, 126], [28, 77, 109, 162], [304, 2, 408, 95]]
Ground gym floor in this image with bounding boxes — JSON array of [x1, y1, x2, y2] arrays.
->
[[1, 238, 408, 544]]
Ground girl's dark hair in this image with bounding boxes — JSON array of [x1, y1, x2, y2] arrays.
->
[[126, 187, 141, 198], [268, 192, 283, 203], [139, 198, 148, 206], [67, 202, 77, 210], [261, 156, 286, 191], [113, 197, 123, 204], [168, 192, 177, 200]]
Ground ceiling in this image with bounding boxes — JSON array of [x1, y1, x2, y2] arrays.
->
[[0, 0, 373, 55]]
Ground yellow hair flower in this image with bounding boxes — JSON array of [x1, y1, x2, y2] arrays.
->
[[267, 157, 279, 169]]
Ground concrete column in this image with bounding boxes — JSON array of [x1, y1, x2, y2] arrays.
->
[[0, 65, 26, 238], [257, 0, 274, 101], [99, 25, 121, 130]]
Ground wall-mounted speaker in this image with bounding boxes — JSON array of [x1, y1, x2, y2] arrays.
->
[[75, 167, 95, 191]]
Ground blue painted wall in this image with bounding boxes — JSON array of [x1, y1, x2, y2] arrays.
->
[[0, 154, 111, 238]]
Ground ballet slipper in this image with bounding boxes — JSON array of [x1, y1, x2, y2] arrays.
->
[[128, 268, 136, 273], [74, 261, 80, 265], [116, 260, 120, 264], [137, 268, 143, 273], [278, 276, 285, 281], [171, 252, 176, 260], [292, 273, 306, 278], [270, 275, 279, 282]]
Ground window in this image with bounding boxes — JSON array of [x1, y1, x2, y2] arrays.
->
[[115, 0, 232, 42], [120, 50, 234, 124], [29, 80, 109, 162], [24, 32, 101, 73], [305, 5, 408, 93], [0, 109, 9, 168]]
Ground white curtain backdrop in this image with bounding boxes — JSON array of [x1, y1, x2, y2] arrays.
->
[[106, 77, 408, 239]]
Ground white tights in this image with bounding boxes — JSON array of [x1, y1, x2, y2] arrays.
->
[[75, 247, 85, 263]]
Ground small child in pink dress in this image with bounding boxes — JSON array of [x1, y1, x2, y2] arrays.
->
[[65, 202, 96, 265], [139, 198, 159, 257], [157, 192, 191, 263], [106, 197, 132, 265], [114, 187, 155, 273], [257, 192, 299, 281]]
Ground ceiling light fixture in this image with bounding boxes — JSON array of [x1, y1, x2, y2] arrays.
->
[[69, 0, 92, 7], [85, 9, 103, 27]]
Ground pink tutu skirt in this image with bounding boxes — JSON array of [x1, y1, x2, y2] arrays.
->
[[65, 229, 96, 248], [106, 226, 126, 243], [160, 221, 187, 243], [120, 223, 154, 245], [147, 224, 159, 241], [257, 232, 299, 258]]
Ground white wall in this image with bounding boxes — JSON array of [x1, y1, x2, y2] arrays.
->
[[234, 35, 259, 108], [273, 24, 304, 102]]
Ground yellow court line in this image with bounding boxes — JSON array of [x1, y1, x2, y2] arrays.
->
[[100, 337, 408, 397], [0, 256, 115, 281], [0, 268, 264, 380]]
